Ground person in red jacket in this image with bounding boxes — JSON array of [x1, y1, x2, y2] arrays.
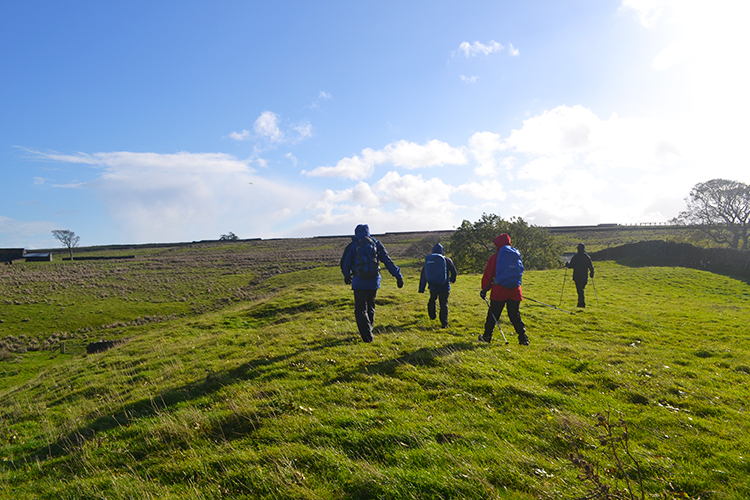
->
[[479, 233, 529, 345]]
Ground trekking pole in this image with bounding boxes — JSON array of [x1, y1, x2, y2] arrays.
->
[[524, 297, 574, 315], [559, 268, 567, 306], [481, 294, 509, 345], [591, 277, 600, 307]]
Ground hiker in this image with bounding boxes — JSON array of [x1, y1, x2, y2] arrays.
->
[[479, 233, 529, 345], [418, 243, 457, 328], [566, 243, 595, 307], [341, 224, 404, 342]]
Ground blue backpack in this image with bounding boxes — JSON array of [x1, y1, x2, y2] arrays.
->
[[495, 246, 524, 288], [354, 236, 379, 279], [424, 253, 447, 285]]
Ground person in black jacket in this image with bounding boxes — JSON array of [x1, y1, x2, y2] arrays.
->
[[418, 243, 457, 328], [566, 243, 594, 307]]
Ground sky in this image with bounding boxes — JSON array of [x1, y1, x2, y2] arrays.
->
[[2, 0, 749, 248]]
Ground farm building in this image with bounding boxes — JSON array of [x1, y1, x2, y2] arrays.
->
[[0, 249, 52, 263], [24, 252, 52, 262]]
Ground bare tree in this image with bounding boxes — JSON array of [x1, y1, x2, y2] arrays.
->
[[52, 230, 80, 260], [219, 231, 239, 241], [672, 179, 750, 250]]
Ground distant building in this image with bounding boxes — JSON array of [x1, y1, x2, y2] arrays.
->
[[24, 252, 52, 262], [0, 249, 53, 263]]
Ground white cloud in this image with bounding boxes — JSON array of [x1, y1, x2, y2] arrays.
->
[[457, 180, 507, 201], [254, 111, 283, 142], [384, 140, 467, 169], [468, 131, 505, 177], [460, 75, 478, 83], [305, 139, 466, 180], [318, 91, 331, 100], [458, 40, 504, 57], [508, 43, 519, 56], [373, 171, 454, 211], [291, 120, 313, 140], [285, 153, 298, 166], [229, 129, 251, 141], [301, 172, 458, 235]]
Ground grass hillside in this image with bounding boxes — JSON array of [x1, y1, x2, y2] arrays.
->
[[1, 237, 749, 499]]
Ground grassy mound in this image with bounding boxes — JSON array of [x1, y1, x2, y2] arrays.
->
[[2, 257, 749, 499]]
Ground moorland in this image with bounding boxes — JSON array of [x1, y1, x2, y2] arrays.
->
[[1, 226, 748, 499]]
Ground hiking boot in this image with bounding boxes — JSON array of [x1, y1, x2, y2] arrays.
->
[[518, 333, 529, 346], [478, 334, 491, 343]]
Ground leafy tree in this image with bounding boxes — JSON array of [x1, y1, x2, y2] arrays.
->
[[220, 231, 239, 241], [51, 229, 80, 260], [672, 179, 750, 251], [449, 214, 562, 273]]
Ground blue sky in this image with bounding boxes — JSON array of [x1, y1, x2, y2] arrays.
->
[[2, 1, 748, 248]]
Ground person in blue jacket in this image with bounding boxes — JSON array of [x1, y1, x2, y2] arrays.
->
[[341, 224, 403, 342], [418, 243, 457, 328]]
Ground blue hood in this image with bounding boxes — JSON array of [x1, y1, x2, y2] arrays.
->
[[432, 243, 444, 255], [354, 224, 371, 239]]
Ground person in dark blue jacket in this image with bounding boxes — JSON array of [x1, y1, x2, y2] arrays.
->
[[341, 224, 403, 342], [418, 243, 457, 328]]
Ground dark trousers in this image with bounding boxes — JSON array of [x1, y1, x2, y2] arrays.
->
[[427, 290, 450, 327], [353, 289, 377, 342], [484, 299, 526, 338], [574, 279, 587, 307]]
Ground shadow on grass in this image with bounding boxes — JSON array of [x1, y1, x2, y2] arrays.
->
[[25, 335, 359, 461], [327, 341, 479, 383], [26, 336, 478, 463]]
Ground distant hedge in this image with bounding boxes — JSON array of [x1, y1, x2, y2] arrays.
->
[[591, 240, 750, 281]]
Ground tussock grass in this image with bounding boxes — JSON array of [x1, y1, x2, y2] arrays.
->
[[1, 256, 749, 498]]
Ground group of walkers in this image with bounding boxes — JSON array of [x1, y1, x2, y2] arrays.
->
[[340, 224, 594, 344]]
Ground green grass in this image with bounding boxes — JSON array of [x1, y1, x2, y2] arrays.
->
[[2, 245, 750, 498]]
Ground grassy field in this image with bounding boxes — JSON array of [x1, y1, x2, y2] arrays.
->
[[1, 233, 749, 499]]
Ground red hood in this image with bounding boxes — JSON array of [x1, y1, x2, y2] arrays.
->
[[494, 233, 511, 249]]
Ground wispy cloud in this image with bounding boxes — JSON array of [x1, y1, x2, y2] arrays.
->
[[458, 40, 504, 57], [460, 75, 478, 84], [0, 215, 58, 248], [229, 111, 313, 144], [26, 150, 314, 243]]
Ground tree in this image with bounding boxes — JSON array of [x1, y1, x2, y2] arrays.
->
[[219, 231, 239, 241], [51, 230, 80, 260], [672, 179, 750, 251], [449, 214, 562, 273]]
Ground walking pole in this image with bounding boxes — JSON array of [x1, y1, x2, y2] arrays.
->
[[591, 277, 600, 307], [559, 268, 567, 306], [525, 297, 574, 315], [482, 295, 509, 345]]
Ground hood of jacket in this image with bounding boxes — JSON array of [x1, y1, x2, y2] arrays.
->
[[432, 243, 444, 255], [494, 233, 511, 249], [354, 224, 371, 240]]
